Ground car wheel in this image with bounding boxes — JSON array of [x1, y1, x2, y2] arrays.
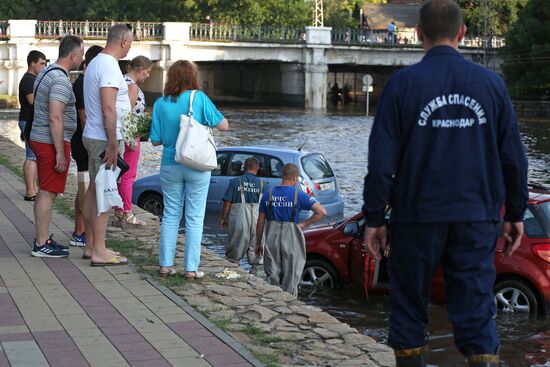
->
[[494, 279, 538, 315], [300, 259, 339, 289], [139, 193, 163, 217]]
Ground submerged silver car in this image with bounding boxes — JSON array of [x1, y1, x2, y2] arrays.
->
[[132, 146, 345, 219]]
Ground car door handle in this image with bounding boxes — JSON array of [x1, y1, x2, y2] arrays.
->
[[210, 180, 218, 183]]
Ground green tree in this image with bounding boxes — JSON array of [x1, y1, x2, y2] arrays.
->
[[458, 0, 528, 36], [502, 0, 550, 97]]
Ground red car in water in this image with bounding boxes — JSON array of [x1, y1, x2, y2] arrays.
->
[[301, 184, 550, 315]]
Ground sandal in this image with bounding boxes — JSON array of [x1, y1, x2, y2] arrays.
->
[[184, 271, 204, 279], [122, 214, 146, 226], [24, 195, 36, 201], [91, 256, 128, 267], [159, 267, 177, 278]]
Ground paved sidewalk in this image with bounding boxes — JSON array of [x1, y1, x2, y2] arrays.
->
[[0, 164, 260, 367]]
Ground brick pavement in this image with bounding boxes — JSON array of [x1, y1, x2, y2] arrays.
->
[[0, 164, 261, 367]]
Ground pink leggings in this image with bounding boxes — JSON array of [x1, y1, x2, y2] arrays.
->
[[117, 138, 140, 213]]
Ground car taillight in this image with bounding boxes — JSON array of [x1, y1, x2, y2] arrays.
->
[[531, 243, 550, 264], [299, 177, 315, 197], [315, 182, 321, 190]]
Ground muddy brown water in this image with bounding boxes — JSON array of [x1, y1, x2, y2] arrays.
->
[[1, 106, 549, 366]]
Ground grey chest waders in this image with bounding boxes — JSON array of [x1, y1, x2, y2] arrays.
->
[[263, 188, 306, 297], [226, 180, 264, 265]]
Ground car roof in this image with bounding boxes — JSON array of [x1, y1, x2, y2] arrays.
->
[[217, 146, 312, 156], [528, 190, 550, 204]]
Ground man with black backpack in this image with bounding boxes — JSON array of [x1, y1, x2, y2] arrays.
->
[[18, 50, 46, 201], [29, 35, 84, 258]]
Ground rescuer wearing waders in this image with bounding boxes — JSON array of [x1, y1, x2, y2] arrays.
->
[[362, 1, 528, 366], [220, 157, 267, 267], [255, 163, 327, 296]]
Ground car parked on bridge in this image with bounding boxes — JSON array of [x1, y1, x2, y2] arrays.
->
[[132, 146, 344, 219], [300, 184, 550, 315]]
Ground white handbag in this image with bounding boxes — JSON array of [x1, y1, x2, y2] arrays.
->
[[174, 90, 217, 171]]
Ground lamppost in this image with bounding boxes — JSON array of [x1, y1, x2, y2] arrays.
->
[[482, 0, 489, 68]]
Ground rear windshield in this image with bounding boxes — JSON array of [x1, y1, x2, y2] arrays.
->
[[301, 153, 334, 180], [537, 201, 550, 234]]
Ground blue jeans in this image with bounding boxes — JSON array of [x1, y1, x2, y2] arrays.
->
[[159, 164, 211, 272], [18, 121, 36, 161]]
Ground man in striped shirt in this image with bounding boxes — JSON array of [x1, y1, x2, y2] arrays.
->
[[29, 35, 84, 258]]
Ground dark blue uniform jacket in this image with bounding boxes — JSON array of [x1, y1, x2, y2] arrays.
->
[[363, 46, 528, 227]]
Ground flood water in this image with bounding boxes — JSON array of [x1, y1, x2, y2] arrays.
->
[[1, 107, 549, 366]]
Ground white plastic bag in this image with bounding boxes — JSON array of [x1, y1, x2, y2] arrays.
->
[[174, 90, 217, 171], [95, 164, 123, 216]]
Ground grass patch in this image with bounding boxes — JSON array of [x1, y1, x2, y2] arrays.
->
[[106, 238, 157, 273], [0, 153, 75, 219], [163, 273, 188, 287], [255, 353, 278, 367], [211, 318, 232, 331], [243, 325, 281, 345], [0, 154, 23, 177]]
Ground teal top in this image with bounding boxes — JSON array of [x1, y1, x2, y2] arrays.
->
[[150, 90, 224, 166]]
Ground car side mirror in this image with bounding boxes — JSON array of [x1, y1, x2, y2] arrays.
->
[[343, 222, 360, 237]]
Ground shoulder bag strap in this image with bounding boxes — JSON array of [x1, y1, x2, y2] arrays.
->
[[188, 90, 197, 117], [290, 188, 299, 222], [33, 67, 68, 96]]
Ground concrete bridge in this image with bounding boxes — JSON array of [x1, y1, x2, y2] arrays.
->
[[0, 20, 503, 110]]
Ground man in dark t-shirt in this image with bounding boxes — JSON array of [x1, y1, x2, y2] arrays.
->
[[18, 50, 46, 201], [69, 45, 103, 249]]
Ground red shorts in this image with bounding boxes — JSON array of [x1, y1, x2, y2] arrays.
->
[[30, 140, 71, 194]]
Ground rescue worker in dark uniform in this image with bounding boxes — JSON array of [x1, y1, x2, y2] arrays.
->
[[362, 1, 528, 366], [220, 157, 268, 267], [255, 163, 327, 296]]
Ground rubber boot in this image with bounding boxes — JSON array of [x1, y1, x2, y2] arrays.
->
[[468, 354, 500, 367], [394, 345, 428, 367]]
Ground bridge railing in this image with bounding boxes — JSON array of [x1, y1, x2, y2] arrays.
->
[[332, 28, 504, 49], [35, 20, 163, 40], [190, 23, 305, 44], [0, 21, 9, 39]]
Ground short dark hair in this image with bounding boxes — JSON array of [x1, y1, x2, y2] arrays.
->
[[282, 163, 300, 180], [418, 0, 464, 42], [244, 157, 259, 171], [85, 45, 103, 66], [58, 35, 83, 58], [27, 50, 46, 67]]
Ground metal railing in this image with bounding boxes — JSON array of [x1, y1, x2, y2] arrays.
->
[[0, 21, 9, 39], [332, 29, 421, 47], [332, 28, 505, 49], [35, 20, 163, 40], [190, 23, 305, 44]]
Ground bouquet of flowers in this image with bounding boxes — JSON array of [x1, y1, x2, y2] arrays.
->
[[122, 112, 152, 149]]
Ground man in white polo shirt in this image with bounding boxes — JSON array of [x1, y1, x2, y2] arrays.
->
[[82, 24, 132, 266]]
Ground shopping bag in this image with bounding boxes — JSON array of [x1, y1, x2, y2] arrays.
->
[[174, 90, 217, 171], [95, 163, 123, 215]]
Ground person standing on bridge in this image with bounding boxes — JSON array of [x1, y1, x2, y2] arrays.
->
[[82, 24, 133, 266], [362, 1, 528, 366]]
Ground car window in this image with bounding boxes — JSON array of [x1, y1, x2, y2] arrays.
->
[[227, 153, 266, 177], [301, 153, 335, 180], [268, 157, 284, 178], [524, 206, 545, 238], [212, 152, 230, 176]]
